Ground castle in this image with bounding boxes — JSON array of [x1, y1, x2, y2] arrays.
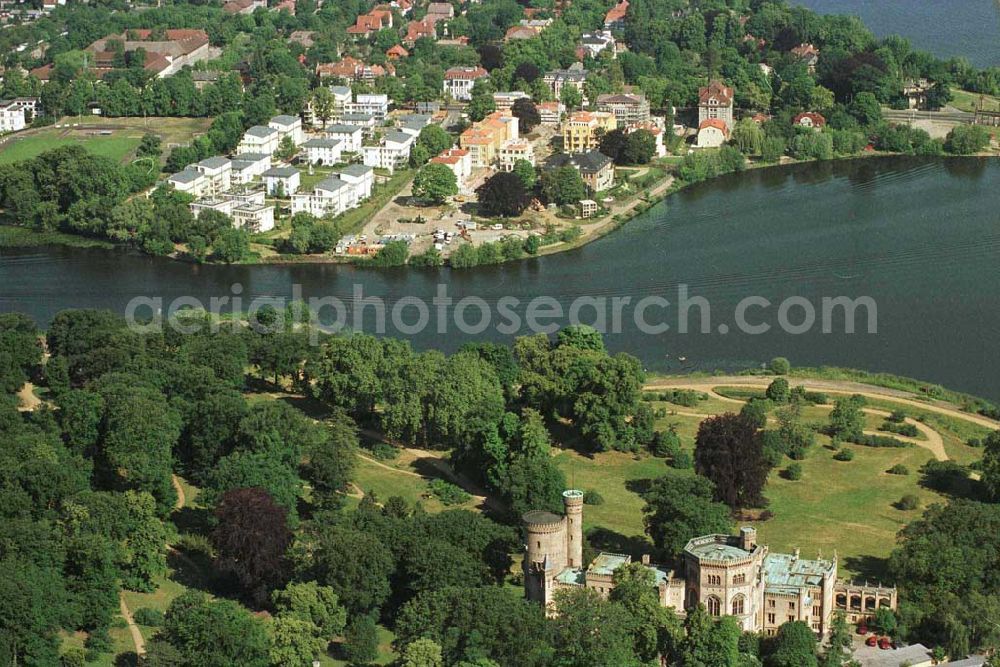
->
[[522, 491, 897, 635]]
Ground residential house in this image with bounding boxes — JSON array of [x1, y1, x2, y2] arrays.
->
[[390, 0, 412, 15], [545, 150, 615, 193], [396, 113, 432, 137], [404, 19, 436, 45], [791, 43, 820, 72], [386, 44, 409, 60], [538, 101, 565, 126], [505, 25, 540, 42], [166, 169, 208, 197], [224, 184, 267, 208], [430, 148, 472, 190], [345, 93, 390, 121], [341, 113, 379, 136], [362, 130, 415, 172], [604, 0, 628, 30], [443, 66, 489, 101], [578, 199, 598, 218], [698, 80, 734, 131], [315, 57, 395, 84], [85, 29, 212, 78], [231, 203, 275, 232], [793, 112, 826, 130], [544, 63, 588, 99], [223, 0, 264, 15], [459, 110, 520, 168], [696, 118, 728, 148], [189, 197, 233, 219], [0, 100, 26, 132], [301, 137, 344, 166], [425, 2, 454, 24], [262, 166, 301, 196], [346, 6, 393, 38], [192, 156, 232, 196], [291, 169, 371, 217], [338, 164, 375, 201], [596, 93, 650, 126], [302, 85, 351, 127], [903, 78, 931, 110], [577, 30, 615, 60], [493, 91, 531, 111], [497, 139, 535, 172], [238, 125, 281, 155], [190, 70, 225, 91], [561, 111, 617, 153], [325, 124, 364, 152], [269, 114, 305, 145], [230, 153, 272, 184], [288, 30, 315, 47]]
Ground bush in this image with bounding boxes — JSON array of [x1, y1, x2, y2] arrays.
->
[[881, 420, 918, 437], [887, 409, 907, 423], [765, 378, 791, 403], [944, 124, 991, 154], [966, 437, 983, 448], [855, 433, 910, 448], [769, 357, 791, 375], [833, 448, 855, 461], [583, 490, 605, 505], [887, 464, 910, 476], [85, 628, 112, 654], [658, 389, 708, 407], [61, 648, 86, 667], [649, 427, 681, 458], [896, 494, 919, 511], [134, 607, 165, 627], [426, 479, 472, 506], [671, 450, 693, 469], [802, 391, 828, 405], [368, 442, 400, 461], [783, 463, 803, 481]]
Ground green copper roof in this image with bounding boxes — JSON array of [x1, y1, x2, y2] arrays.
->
[[764, 552, 834, 594], [588, 552, 630, 576]]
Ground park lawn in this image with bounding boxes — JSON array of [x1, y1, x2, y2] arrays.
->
[[0, 133, 141, 165], [552, 449, 679, 540], [122, 571, 191, 625], [175, 476, 201, 509], [750, 439, 948, 580], [652, 393, 741, 415], [951, 88, 999, 113], [59, 624, 136, 667], [860, 397, 992, 464], [352, 454, 478, 513]]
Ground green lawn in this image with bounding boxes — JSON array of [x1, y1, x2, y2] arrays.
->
[[329, 168, 414, 236], [951, 88, 999, 113], [0, 133, 140, 165], [353, 453, 479, 513]]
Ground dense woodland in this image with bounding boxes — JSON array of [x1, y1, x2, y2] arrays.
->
[[1, 307, 1000, 666]]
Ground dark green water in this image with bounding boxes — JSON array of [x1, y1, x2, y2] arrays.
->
[[1, 157, 998, 400]]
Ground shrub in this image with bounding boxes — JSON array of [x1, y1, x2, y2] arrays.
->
[[61, 648, 86, 667], [887, 410, 907, 423], [896, 494, 919, 511], [369, 442, 400, 461], [766, 378, 791, 403], [740, 399, 769, 429], [887, 464, 910, 476], [881, 421, 918, 437], [671, 450, 693, 469], [658, 389, 708, 407], [802, 391, 828, 405], [769, 357, 791, 375], [649, 427, 681, 458], [967, 437, 983, 448], [856, 433, 910, 448], [583, 490, 605, 505], [784, 463, 803, 481], [833, 448, 855, 461], [134, 607, 165, 627], [426, 479, 471, 506]]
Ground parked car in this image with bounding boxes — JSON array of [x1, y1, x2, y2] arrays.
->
[[865, 635, 878, 647], [878, 637, 892, 650], [858, 625, 869, 635]]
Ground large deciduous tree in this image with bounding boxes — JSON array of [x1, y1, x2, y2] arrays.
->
[[642, 472, 733, 561], [694, 412, 771, 509], [477, 171, 532, 217]]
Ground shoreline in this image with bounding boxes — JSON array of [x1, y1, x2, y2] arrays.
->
[[2, 152, 996, 265]]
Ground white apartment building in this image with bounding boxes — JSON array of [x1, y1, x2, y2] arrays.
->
[[189, 197, 233, 218], [230, 153, 272, 184], [493, 91, 531, 111], [192, 156, 232, 196], [0, 101, 27, 133], [301, 137, 344, 166], [237, 125, 281, 155], [269, 114, 305, 145], [232, 203, 275, 233], [443, 66, 489, 101], [344, 94, 389, 122], [337, 164, 374, 201], [362, 130, 414, 173], [497, 139, 536, 172], [325, 125, 364, 152], [262, 166, 301, 196], [166, 169, 207, 197]]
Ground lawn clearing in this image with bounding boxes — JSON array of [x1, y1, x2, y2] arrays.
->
[[951, 88, 1000, 114], [353, 453, 479, 513], [0, 132, 140, 165]]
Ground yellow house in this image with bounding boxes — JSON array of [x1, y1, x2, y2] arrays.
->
[[460, 111, 520, 168], [561, 111, 617, 153]]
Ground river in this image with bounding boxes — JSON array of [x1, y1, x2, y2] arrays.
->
[[793, 0, 1000, 68], [2, 157, 999, 401]]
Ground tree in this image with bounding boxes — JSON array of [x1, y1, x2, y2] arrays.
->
[[161, 591, 270, 667], [311, 87, 335, 129], [642, 472, 733, 561], [872, 607, 897, 637], [694, 413, 771, 509], [598, 129, 629, 163], [369, 239, 410, 267], [769, 357, 791, 374], [211, 488, 292, 607], [982, 430, 1000, 501], [767, 621, 818, 667], [820, 611, 852, 667], [944, 124, 990, 154], [925, 82, 952, 110], [304, 419, 358, 512], [549, 588, 638, 667], [416, 125, 454, 158], [827, 395, 866, 442], [310, 526, 394, 615], [136, 133, 162, 158], [413, 163, 458, 204], [561, 85, 583, 110], [342, 614, 379, 664], [213, 228, 251, 264], [848, 92, 882, 127], [275, 135, 297, 161], [512, 159, 537, 190], [477, 172, 531, 217], [621, 129, 657, 165], [399, 638, 444, 667], [765, 378, 791, 403], [268, 616, 326, 667], [731, 119, 765, 155], [511, 98, 541, 133], [271, 581, 346, 642], [611, 563, 682, 662], [671, 604, 741, 667], [541, 166, 587, 206]]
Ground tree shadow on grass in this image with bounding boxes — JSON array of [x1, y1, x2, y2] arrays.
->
[[624, 478, 654, 496], [586, 527, 653, 560], [167, 547, 217, 593], [171, 506, 212, 537], [841, 554, 892, 585]]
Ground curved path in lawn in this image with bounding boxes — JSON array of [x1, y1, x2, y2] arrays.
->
[[645, 376, 1000, 463], [119, 594, 146, 657]]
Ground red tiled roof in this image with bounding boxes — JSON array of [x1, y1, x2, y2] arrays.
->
[[386, 44, 409, 58], [699, 80, 733, 106], [793, 112, 826, 127], [404, 19, 435, 42], [604, 0, 628, 24], [698, 118, 729, 137], [444, 66, 488, 80]]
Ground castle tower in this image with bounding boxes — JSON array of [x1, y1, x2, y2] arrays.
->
[[523, 509, 569, 604], [563, 489, 584, 568]]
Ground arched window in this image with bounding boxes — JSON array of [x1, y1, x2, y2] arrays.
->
[[836, 594, 847, 608], [707, 596, 722, 616], [732, 595, 746, 616], [733, 573, 746, 585], [865, 597, 877, 611]]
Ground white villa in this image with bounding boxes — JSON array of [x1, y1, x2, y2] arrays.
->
[[325, 125, 364, 153], [262, 166, 300, 196], [237, 125, 281, 155], [362, 129, 415, 173], [301, 137, 344, 166]]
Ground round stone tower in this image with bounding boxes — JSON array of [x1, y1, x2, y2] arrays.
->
[[522, 509, 568, 603], [563, 489, 584, 568]]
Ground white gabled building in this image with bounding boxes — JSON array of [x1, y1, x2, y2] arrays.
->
[[344, 93, 389, 122], [230, 153, 272, 184], [166, 169, 208, 198], [269, 114, 305, 145], [238, 125, 281, 156], [362, 130, 414, 173], [443, 66, 489, 101], [262, 166, 301, 196], [325, 125, 364, 153], [192, 156, 232, 196], [301, 137, 344, 166], [0, 101, 27, 133], [189, 197, 233, 218]]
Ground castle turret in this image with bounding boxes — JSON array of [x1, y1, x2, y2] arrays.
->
[[563, 489, 584, 568], [522, 509, 568, 604], [740, 526, 757, 552]]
